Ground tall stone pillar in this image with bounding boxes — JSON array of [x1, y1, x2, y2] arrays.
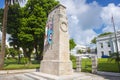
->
[[40, 4, 73, 76]]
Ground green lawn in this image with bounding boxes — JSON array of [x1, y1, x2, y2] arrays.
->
[[3, 58, 40, 70], [72, 58, 120, 73], [3, 58, 120, 73], [98, 58, 119, 72]]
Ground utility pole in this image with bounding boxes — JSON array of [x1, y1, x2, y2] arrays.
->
[[111, 15, 120, 72]]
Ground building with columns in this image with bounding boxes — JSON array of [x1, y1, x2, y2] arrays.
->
[[96, 31, 120, 58]]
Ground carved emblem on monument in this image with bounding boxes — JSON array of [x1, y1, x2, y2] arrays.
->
[[60, 22, 67, 32]]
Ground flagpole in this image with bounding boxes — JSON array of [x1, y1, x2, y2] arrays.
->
[[111, 15, 120, 72]]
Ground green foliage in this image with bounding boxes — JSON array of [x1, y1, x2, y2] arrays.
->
[[91, 32, 112, 44], [0, 8, 3, 27], [91, 37, 96, 44], [4, 58, 40, 70], [98, 32, 112, 37], [19, 0, 59, 61], [81, 59, 92, 72], [108, 52, 120, 62], [70, 57, 119, 73], [7, 4, 21, 50], [70, 55, 76, 69], [3, 57, 120, 72], [7, 0, 59, 62], [69, 39, 76, 50], [77, 50, 83, 54], [108, 52, 120, 72], [98, 58, 119, 72], [8, 48, 18, 58]]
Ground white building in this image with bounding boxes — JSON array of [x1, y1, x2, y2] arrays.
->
[[75, 45, 87, 53], [96, 31, 120, 58], [70, 45, 87, 55]]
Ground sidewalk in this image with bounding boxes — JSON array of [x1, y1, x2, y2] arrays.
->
[[0, 70, 120, 80], [0, 69, 120, 77], [0, 69, 35, 75]]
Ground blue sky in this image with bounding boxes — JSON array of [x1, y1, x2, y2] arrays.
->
[[0, 0, 120, 8], [0, 0, 4, 8], [87, 0, 120, 6], [0, 0, 120, 45], [59, 0, 120, 45]]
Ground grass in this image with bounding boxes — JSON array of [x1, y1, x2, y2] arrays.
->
[[3, 58, 40, 70], [4, 64, 40, 70], [72, 58, 120, 73], [98, 58, 119, 72], [81, 59, 92, 72], [3, 57, 120, 73]]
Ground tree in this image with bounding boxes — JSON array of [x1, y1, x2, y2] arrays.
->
[[69, 39, 76, 50], [0, 0, 24, 69], [0, 8, 3, 29], [91, 32, 112, 44], [91, 37, 96, 44], [17, 0, 59, 62], [77, 49, 83, 54], [8, 48, 18, 58], [98, 32, 112, 37], [7, 4, 22, 63]]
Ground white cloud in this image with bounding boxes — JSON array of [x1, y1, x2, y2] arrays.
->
[[19, 0, 27, 7], [59, 0, 101, 45], [101, 3, 120, 32], [59, 0, 120, 46], [0, 31, 11, 47]]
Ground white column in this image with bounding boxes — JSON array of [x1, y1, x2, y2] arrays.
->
[[118, 40, 120, 52], [117, 40, 120, 52], [113, 40, 116, 52]]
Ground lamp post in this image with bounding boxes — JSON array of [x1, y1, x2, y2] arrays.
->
[[111, 15, 120, 72]]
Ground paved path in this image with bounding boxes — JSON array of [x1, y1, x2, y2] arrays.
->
[[0, 71, 120, 80]]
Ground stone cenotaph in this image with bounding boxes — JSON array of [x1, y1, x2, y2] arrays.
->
[[40, 4, 73, 75]]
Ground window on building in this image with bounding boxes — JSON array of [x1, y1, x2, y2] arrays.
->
[[109, 51, 111, 55], [108, 42, 110, 47], [100, 43, 103, 48], [101, 51, 104, 56]]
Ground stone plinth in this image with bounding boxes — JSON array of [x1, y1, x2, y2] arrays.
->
[[40, 4, 73, 76]]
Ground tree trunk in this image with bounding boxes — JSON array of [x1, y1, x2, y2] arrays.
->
[[0, 2, 9, 70]]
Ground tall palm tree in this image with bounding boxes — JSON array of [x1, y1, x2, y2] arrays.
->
[[0, 0, 25, 69]]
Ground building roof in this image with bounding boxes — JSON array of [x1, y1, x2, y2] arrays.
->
[[96, 30, 120, 41]]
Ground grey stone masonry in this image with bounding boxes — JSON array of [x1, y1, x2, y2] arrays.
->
[[91, 55, 97, 73], [40, 4, 73, 76], [76, 56, 82, 72]]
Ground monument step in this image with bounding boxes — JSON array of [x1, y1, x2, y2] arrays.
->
[[25, 72, 98, 80], [14, 74, 34, 80], [24, 73, 47, 80]]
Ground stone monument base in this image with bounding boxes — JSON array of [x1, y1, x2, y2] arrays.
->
[[40, 60, 73, 75]]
